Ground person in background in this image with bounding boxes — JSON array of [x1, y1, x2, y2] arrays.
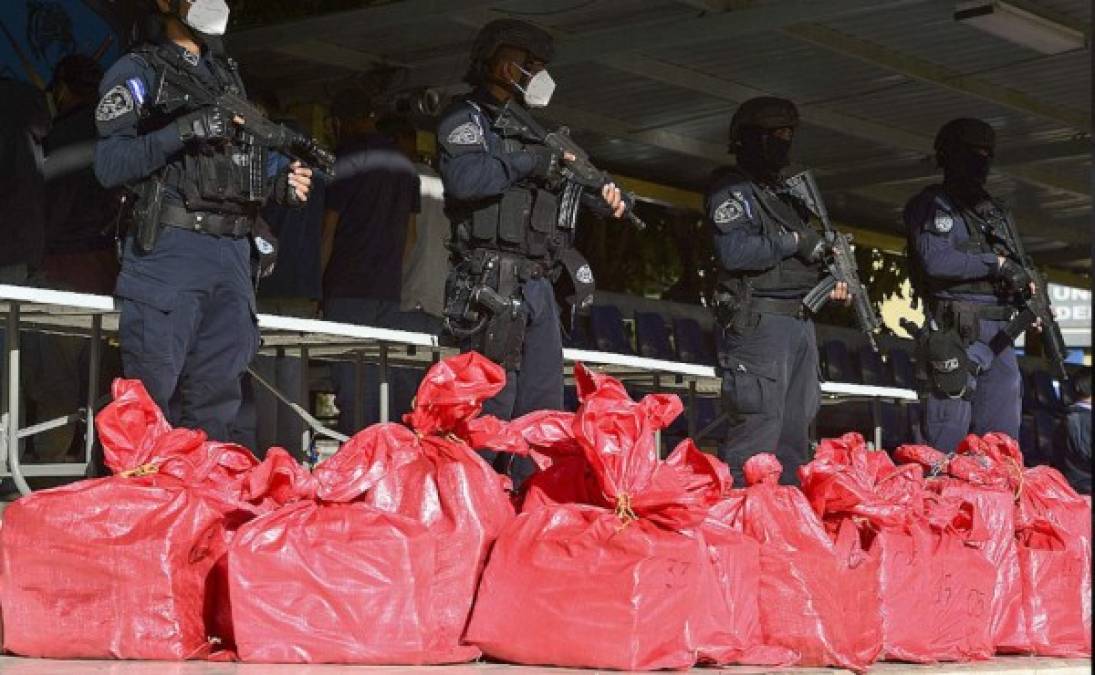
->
[[40, 54, 118, 294], [0, 76, 50, 284], [323, 87, 421, 432], [1054, 368, 1090, 494], [399, 137, 448, 336]]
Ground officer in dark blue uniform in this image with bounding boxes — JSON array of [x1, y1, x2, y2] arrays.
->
[[438, 19, 628, 486], [904, 118, 1027, 452], [706, 97, 849, 485], [94, 0, 312, 440]]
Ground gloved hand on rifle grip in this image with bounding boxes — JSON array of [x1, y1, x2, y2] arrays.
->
[[526, 145, 562, 180], [176, 106, 233, 143], [997, 258, 1032, 296], [794, 228, 827, 263]]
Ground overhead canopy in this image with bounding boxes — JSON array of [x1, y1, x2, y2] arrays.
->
[[230, 0, 1092, 280]]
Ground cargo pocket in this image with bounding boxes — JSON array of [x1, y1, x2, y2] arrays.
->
[[718, 353, 778, 416], [115, 273, 182, 369]]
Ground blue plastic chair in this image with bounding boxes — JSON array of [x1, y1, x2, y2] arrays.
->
[[672, 317, 715, 365], [821, 340, 856, 383], [588, 305, 633, 354], [888, 348, 916, 389], [634, 311, 674, 361], [858, 346, 885, 386]]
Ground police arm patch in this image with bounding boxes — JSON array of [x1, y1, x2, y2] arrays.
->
[[95, 84, 135, 123], [447, 120, 483, 146], [713, 197, 745, 226], [931, 211, 954, 234]]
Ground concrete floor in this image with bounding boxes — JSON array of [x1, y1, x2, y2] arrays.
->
[[0, 657, 1088, 674]]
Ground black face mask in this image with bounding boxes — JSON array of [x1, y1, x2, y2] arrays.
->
[[943, 144, 992, 188], [738, 129, 792, 179]]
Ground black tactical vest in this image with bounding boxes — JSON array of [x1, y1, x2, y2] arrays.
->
[[135, 43, 264, 217], [909, 188, 1000, 301], [448, 99, 575, 266], [714, 169, 821, 298]]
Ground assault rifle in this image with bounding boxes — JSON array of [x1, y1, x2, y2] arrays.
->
[[786, 169, 882, 351], [494, 99, 646, 230], [153, 70, 336, 175], [974, 202, 1068, 381]]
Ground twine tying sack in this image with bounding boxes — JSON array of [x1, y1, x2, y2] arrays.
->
[[613, 492, 638, 531], [120, 463, 159, 478]]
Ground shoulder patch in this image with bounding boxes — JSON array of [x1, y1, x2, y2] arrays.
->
[[932, 211, 954, 234], [713, 193, 750, 225], [447, 120, 483, 146], [95, 84, 134, 122]]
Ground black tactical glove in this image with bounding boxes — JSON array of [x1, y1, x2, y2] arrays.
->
[[997, 258, 1032, 296], [176, 107, 232, 143], [795, 228, 827, 262], [526, 145, 562, 180]]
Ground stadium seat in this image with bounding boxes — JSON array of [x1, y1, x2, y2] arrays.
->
[[888, 348, 916, 390], [820, 340, 856, 383], [857, 346, 886, 386], [588, 305, 633, 354], [672, 317, 716, 365], [633, 311, 674, 361], [1021, 372, 1038, 414]]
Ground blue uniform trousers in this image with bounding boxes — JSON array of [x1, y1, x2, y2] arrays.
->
[[471, 277, 564, 488], [923, 318, 1021, 452], [114, 226, 259, 442], [717, 312, 821, 486]]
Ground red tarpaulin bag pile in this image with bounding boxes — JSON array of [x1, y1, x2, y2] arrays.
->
[[228, 352, 517, 664], [897, 434, 1092, 657], [466, 364, 773, 670], [1, 379, 260, 660], [800, 433, 994, 663], [724, 452, 883, 672]]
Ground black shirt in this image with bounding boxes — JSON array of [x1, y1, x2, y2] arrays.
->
[[323, 133, 420, 301]]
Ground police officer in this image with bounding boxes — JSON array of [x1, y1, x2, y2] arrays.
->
[[94, 0, 312, 441], [438, 19, 628, 486], [904, 118, 1028, 452], [706, 97, 849, 485]]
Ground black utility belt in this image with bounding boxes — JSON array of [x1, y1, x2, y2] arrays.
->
[[159, 204, 252, 239], [470, 248, 548, 281], [936, 300, 1015, 322], [753, 296, 808, 319]]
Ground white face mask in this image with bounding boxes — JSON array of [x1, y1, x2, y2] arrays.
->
[[183, 0, 230, 36], [512, 64, 555, 109]]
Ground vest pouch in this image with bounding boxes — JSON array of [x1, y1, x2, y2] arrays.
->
[[471, 200, 501, 244], [529, 189, 557, 234], [497, 189, 532, 246]]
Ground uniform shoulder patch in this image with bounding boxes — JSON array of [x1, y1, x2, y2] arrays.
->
[[446, 120, 483, 146], [931, 211, 954, 234], [95, 84, 134, 122], [713, 192, 750, 226]]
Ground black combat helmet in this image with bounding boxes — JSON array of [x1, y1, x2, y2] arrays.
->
[[728, 96, 799, 151], [465, 19, 555, 85], [934, 117, 995, 166]]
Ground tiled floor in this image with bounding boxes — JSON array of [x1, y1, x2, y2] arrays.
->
[[0, 657, 1087, 674]]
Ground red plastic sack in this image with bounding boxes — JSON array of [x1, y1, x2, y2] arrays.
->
[[730, 452, 882, 672], [801, 435, 994, 663], [896, 442, 1027, 652], [467, 365, 748, 670], [1, 379, 258, 660], [229, 352, 516, 664]]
